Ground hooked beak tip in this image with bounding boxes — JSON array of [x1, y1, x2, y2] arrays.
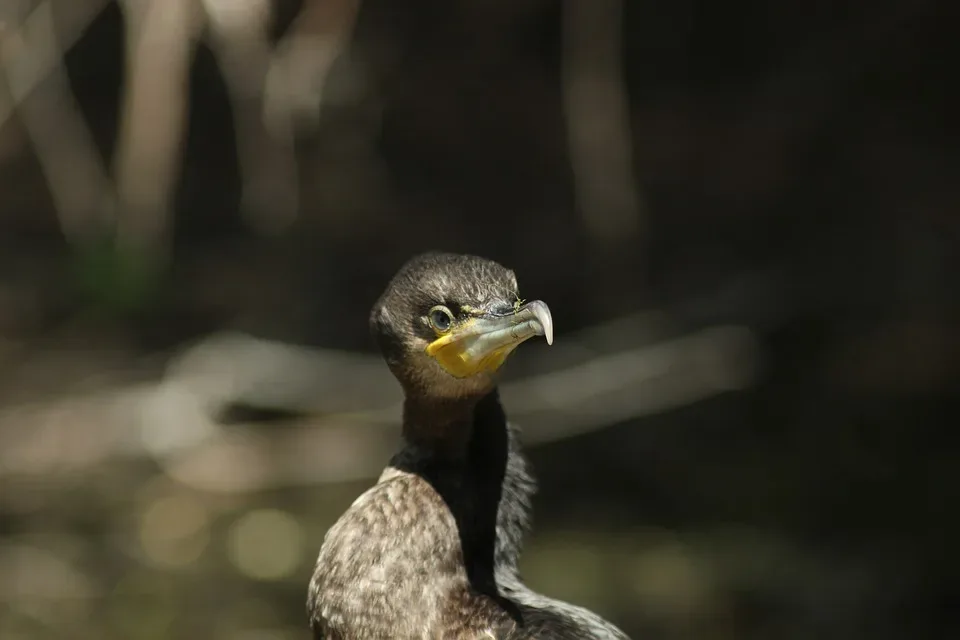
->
[[522, 299, 554, 346]]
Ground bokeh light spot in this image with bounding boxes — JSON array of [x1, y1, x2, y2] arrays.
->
[[139, 494, 210, 568], [227, 509, 304, 581]]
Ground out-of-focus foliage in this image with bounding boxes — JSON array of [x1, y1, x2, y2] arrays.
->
[[0, 0, 957, 639]]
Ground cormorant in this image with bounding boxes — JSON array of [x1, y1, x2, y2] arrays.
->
[[307, 252, 629, 639]]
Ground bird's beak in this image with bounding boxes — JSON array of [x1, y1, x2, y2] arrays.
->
[[426, 300, 554, 378]]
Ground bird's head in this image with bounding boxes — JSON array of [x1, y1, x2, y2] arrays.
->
[[370, 252, 554, 399]]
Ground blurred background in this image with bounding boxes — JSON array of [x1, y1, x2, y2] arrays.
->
[[0, 0, 957, 638]]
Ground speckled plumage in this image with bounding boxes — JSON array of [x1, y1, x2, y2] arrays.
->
[[307, 253, 629, 639]]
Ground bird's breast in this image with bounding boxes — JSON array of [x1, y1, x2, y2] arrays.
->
[[309, 469, 502, 639]]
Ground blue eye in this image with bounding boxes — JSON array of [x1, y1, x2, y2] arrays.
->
[[428, 306, 453, 332]]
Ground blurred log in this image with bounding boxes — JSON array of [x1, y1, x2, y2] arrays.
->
[[0, 317, 760, 493]]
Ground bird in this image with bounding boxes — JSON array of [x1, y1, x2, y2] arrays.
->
[[307, 252, 629, 639]]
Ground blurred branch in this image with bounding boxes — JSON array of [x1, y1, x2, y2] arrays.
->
[[0, 316, 760, 492], [2, 0, 367, 247], [0, 0, 111, 129], [113, 0, 202, 263], [203, 0, 299, 234], [561, 0, 644, 247], [0, 0, 115, 244], [263, 0, 363, 137]]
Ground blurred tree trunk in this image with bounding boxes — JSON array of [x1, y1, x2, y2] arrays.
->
[[561, 0, 647, 313]]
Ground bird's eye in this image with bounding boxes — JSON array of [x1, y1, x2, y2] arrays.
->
[[428, 305, 454, 332]]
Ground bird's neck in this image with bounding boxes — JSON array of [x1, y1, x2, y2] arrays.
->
[[399, 390, 511, 595], [401, 391, 494, 457]]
